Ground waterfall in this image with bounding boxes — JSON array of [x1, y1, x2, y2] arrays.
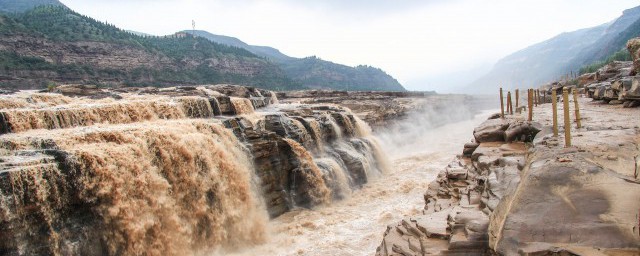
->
[[0, 92, 72, 110], [0, 97, 215, 134], [0, 86, 391, 255], [230, 97, 255, 115], [0, 120, 268, 255], [315, 157, 353, 200], [282, 138, 331, 206]]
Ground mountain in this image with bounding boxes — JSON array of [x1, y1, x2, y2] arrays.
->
[[469, 5, 640, 92], [0, 6, 299, 90], [187, 30, 292, 63], [0, 0, 62, 13], [186, 30, 406, 91]]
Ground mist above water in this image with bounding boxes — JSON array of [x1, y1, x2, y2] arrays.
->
[[376, 95, 494, 159], [223, 96, 496, 256]]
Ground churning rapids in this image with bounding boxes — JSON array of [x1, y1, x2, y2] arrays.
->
[[226, 108, 494, 256], [0, 85, 492, 256]]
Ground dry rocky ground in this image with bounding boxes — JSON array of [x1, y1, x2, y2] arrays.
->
[[377, 95, 640, 255]]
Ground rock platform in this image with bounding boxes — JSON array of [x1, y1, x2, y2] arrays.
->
[[376, 96, 640, 255]]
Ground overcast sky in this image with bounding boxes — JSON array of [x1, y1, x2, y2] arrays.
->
[[60, 0, 639, 91]]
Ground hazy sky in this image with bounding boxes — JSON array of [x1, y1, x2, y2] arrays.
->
[[59, 0, 639, 91]]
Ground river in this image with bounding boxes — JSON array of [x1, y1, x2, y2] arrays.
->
[[224, 109, 494, 256]]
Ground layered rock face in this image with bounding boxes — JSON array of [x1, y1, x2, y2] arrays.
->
[[0, 84, 389, 255], [578, 60, 640, 107], [572, 37, 640, 107]]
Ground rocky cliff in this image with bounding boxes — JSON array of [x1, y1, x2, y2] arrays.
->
[[0, 84, 390, 255]]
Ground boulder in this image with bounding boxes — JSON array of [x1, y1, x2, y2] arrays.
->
[[626, 37, 640, 75], [473, 119, 509, 143], [504, 121, 541, 142], [621, 77, 640, 100], [463, 142, 480, 156]]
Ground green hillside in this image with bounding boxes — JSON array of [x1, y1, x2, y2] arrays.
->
[[0, 6, 300, 90], [0, 0, 62, 13]]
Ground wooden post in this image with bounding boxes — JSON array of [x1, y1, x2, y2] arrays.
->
[[500, 87, 505, 119], [552, 89, 558, 137], [533, 89, 537, 107], [506, 91, 511, 114], [542, 90, 546, 104], [528, 89, 533, 121], [562, 88, 571, 147], [515, 89, 519, 109], [573, 89, 581, 129], [508, 91, 513, 115]]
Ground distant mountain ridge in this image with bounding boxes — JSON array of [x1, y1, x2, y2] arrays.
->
[[186, 30, 406, 91], [469, 5, 640, 92]]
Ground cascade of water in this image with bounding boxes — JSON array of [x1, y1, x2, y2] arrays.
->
[[269, 91, 279, 105], [0, 97, 218, 134], [230, 98, 255, 115], [0, 120, 268, 255], [282, 138, 331, 207], [320, 114, 343, 141], [315, 157, 352, 200], [295, 117, 324, 153], [177, 96, 214, 118], [209, 97, 223, 116], [0, 93, 73, 110], [0, 88, 394, 255]]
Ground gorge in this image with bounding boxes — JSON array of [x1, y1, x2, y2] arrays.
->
[[0, 84, 481, 255]]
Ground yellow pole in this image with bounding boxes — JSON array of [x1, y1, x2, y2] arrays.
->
[[504, 92, 511, 115], [562, 88, 571, 147], [528, 89, 533, 121], [500, 87, 504, 119], [509, 91, 514, 115], [573, 89, 581, 129], [552, 89, 558, 137], [515, 89, 519, 109]]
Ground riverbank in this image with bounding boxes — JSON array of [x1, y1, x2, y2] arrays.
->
[[377, 96, 640, 255]]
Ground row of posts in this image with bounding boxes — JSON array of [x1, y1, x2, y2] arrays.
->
[[499, 87, 581, 147]]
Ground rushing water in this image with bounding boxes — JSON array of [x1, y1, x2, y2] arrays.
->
[[223, 109, 495, 256], [0, 89, 495, 255]]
